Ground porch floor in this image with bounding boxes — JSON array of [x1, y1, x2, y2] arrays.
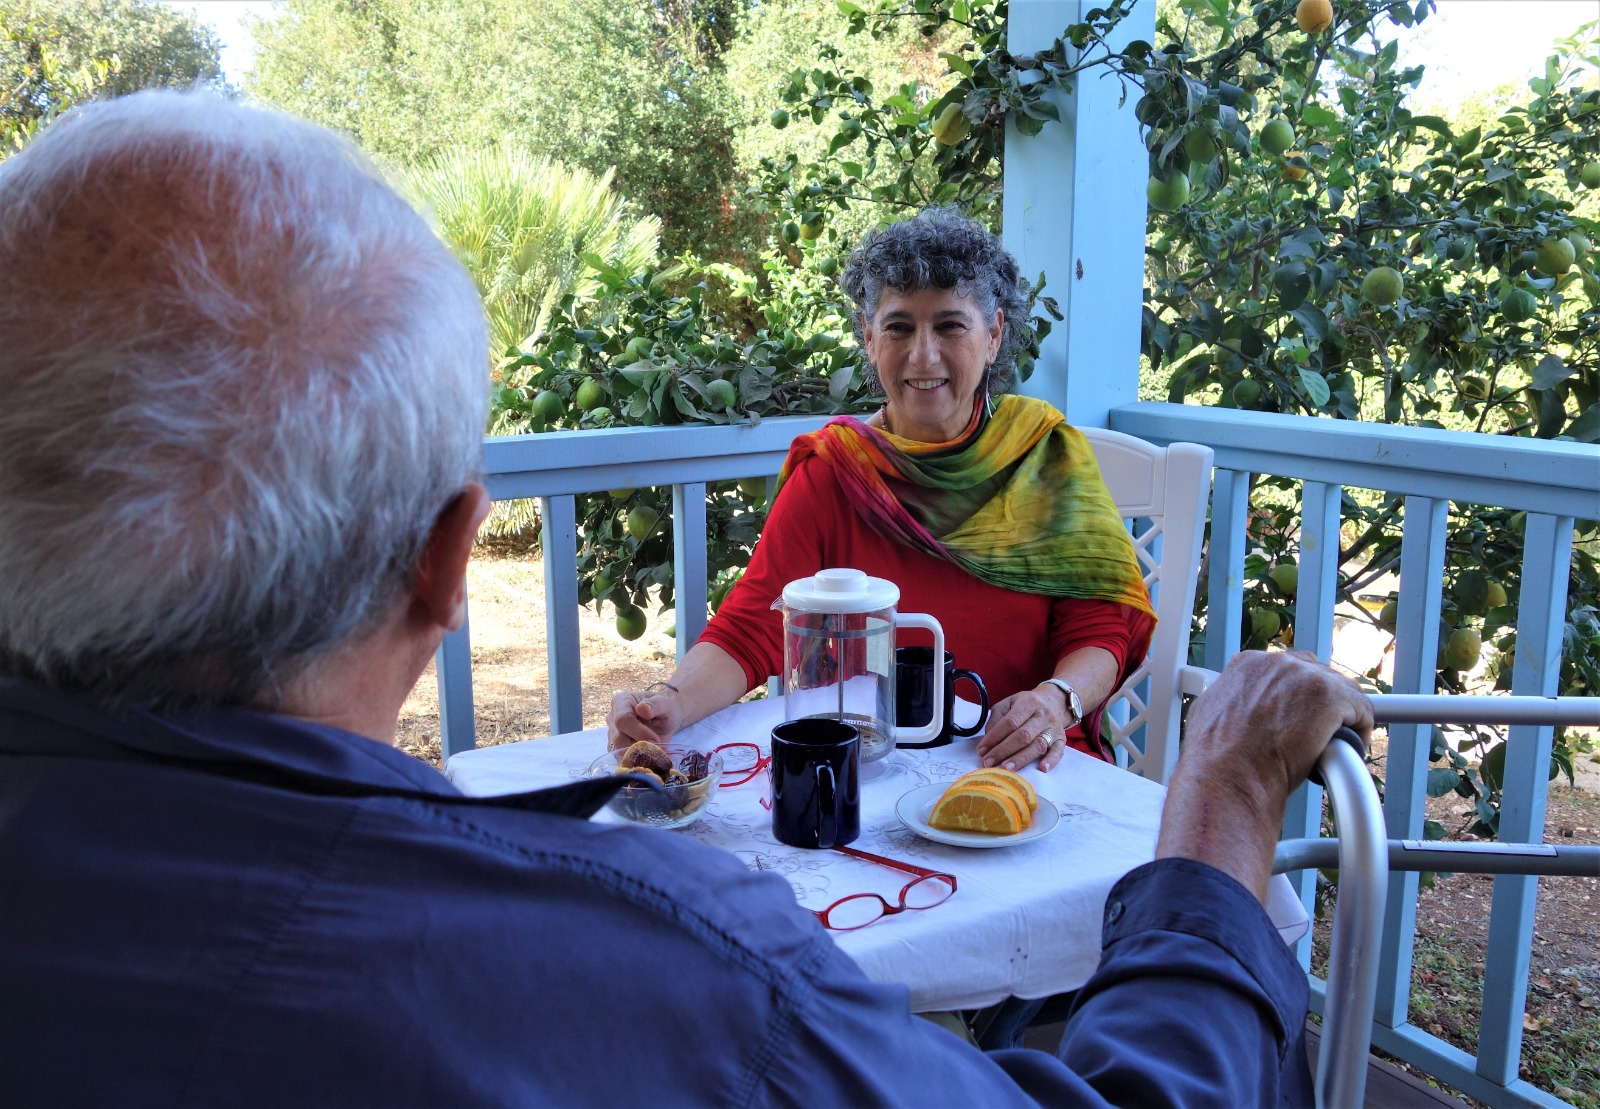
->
[[1020, 1020, 1469, 1107]]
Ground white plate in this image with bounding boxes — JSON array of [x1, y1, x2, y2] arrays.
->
[[895, 782, 1060, 848]]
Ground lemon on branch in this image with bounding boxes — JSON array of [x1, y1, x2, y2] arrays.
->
[[1183, 128, 1218, 163], [1361, 266, 1404, 306], [614, 604, 647, 642], [1534, 237, 1575, 276], [1260, 118, 1295, 156], [1440, 627, 1482, 671], [625, 506, 660, 540], [1499, 287, 1537, 323], [575, 378, 606, 412], [1146, 171, 1190, 212], [932, 103, 971, 145], [1295, 0, 1333, 33], [531, 389, 565, 423]]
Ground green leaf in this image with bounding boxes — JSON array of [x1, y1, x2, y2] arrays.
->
[[1565, 402, 1600, 443], [1426, 767, 1460, 797], [1297, 366, 1331, 407], [1530, 353, 1572, 390], [1535, 385, 1568, 439], [939, 51, 974, 78], [1455, 570, 1489, 614], [1290, 304, 1329, 344], [1480, 742, 1507, 792], [828, 364, 854, 401], [1301, 104, 1337, 127]]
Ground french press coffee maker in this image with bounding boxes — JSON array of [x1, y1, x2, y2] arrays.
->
[[772, 568, 946, 766]]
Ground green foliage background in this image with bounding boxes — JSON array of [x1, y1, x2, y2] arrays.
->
[[1, 0, 222, 151], [246, 0, 741, 256]]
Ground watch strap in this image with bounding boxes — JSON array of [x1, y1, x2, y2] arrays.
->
[[1041, 677, 1083, 725]]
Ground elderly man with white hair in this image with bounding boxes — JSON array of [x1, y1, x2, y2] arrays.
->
[[0, 91, 1370, 1106]]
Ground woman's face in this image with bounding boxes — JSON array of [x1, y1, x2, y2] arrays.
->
[[862, 286, 1002, 444]]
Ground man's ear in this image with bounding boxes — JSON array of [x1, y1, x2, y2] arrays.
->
[[412, 483, 491, 633]]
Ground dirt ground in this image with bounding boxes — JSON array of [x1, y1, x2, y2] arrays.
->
[[398, 545, 1598, 1105], [395, 537, 674, 763]]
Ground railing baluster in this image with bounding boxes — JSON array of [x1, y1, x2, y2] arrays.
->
[[435, 603, 476, 759], [673, 482, 708, 663], [1376, 494, 1449, 1029], [1477, 512, 1576, 1085], [1204, 468, 1249, 672], [1296, 481, 1342, 659], [1283, 480, 1342, 965], [540, 494, 583, 735]]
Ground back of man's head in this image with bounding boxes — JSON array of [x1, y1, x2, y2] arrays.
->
[[0, 91, 488, 710]]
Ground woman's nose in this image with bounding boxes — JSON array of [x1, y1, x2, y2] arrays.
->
[[908, 327, 938, 366]]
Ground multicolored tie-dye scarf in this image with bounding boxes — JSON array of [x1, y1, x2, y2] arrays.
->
[[777, 394, 1155, 620]]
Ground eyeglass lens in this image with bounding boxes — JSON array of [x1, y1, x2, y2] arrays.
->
[[820, 873, 955, 931], [714, 743, 766, 785]]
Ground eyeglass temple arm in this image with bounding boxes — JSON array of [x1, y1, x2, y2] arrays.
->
[[831, 844, 952, 882]]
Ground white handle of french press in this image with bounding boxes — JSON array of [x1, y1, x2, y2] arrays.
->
[[893, 613, 945, 745]]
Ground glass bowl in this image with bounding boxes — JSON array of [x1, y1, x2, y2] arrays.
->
[[586, 744, 724, 830]]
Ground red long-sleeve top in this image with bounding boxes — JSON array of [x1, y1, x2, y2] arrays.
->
[[698, 455, 1144, 758]]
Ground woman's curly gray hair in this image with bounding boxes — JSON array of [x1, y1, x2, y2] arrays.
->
[[841, 206, 1030, 394]]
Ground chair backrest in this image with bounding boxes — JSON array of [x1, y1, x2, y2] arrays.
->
[[1079, 428, 1213, 784]]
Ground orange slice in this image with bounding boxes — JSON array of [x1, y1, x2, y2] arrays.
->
[[954, 768, 1038, 813], [928, 783, 1027, 835]]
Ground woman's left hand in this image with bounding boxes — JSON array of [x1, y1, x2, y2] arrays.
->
[[976, 688, 1070, 773]]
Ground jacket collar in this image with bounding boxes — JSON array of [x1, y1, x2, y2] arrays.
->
[[0, 678, 629, 819], [0, 677, 453, 794]]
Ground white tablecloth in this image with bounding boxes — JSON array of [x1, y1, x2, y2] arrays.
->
[[444, 695, 1309, 1012]]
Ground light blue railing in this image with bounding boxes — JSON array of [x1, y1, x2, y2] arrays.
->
[[439, 402, 1598, 1107], [1113, 401, 1599, 1109]]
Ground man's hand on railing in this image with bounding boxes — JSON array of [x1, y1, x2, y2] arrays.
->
[[1157, 650, 1373, 902]]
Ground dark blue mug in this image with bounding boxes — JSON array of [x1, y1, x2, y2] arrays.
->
[[894, 646, 990, 749], [770, 719, 860, 849]]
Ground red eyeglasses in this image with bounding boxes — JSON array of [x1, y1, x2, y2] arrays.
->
[[712, 742, 771, 787], [812, 845, 957, 932], [713, 742, 773, 809]]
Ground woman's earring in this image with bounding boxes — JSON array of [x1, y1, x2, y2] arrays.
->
[[982, 363, 996, 418]]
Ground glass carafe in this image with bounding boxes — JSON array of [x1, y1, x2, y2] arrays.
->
[[773, 568, 945, 764]]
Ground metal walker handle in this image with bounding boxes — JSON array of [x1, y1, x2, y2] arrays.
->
[[1308, 727, 1388, 1109]]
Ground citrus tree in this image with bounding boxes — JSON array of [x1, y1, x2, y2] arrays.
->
[[2, 0, 221, 154]]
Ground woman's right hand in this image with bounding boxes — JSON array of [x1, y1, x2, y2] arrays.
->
[[607, 687, 685, 752]]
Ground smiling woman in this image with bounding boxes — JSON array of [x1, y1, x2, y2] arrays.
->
[[608, 206, 1157, 784]]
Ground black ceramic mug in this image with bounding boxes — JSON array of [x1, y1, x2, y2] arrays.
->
[[893, 646, 990, 750], [770, 719, 860, 849]]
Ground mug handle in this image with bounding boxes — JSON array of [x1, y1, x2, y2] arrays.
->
[[893, 613, 945, 745], [815, 764, 837, 848], [950, 669, 990, 737]]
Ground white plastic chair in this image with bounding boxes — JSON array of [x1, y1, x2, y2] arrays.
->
[[1078, 428, 1213, 783]]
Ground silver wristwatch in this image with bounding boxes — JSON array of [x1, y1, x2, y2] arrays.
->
[[1041, 678, 1084, 726]]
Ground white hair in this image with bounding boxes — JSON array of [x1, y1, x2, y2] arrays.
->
[[0, 91, 488, 709]]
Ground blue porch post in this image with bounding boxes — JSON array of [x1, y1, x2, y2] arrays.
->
[[1004, 0, 1155, 426]]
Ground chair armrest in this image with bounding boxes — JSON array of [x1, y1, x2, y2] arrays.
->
[[1177, 663, 1218, 699]]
